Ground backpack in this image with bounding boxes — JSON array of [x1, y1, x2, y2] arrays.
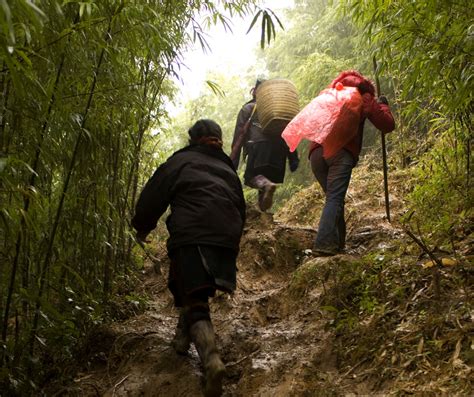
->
[[282, 83, 363, 158]]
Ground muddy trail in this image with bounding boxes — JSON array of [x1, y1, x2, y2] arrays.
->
[[63, 163, 472, 396]]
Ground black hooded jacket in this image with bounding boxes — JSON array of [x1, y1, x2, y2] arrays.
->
[[132, 144, 246, 252]]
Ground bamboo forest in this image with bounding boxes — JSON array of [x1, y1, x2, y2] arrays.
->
[[0, 0, 472, 395]]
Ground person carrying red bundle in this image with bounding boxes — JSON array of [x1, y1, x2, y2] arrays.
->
[[308, 70, 395, 255]]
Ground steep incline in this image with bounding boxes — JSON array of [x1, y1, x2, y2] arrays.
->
[[61, 162, 472, 396]]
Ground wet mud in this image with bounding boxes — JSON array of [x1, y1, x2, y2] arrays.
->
[[65, 164, 458, 396]]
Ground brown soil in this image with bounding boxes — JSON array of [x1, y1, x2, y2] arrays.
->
[[59, 163, 473, 396]]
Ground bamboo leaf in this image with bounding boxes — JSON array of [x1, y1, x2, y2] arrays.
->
[[246, 9, 262, 34], [0, 0, 15, 44], [268, 9, 285, 30], [61, 264, 87, 290], [266, 12, 272, 44], [0, 209, 11, 235], [25, 0, 47, 20], [205, 80, 225, 97]]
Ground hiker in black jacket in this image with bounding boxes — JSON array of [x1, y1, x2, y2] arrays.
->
[[132, 119, 246, 397]]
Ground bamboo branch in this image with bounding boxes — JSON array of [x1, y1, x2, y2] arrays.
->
[[403, 228, 443, 267], [403, 226, 442, 297], [2, 17, 73, 355], [28, 14, 116, 358]]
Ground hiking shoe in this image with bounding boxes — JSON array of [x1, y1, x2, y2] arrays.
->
[[312, 246, 339, 257]]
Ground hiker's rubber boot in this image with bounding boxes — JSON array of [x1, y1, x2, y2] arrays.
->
[[171, 310, 190, 355], [258, 182, 276, 212], [249, 175, 276, 212], [190, 320, 225, 397]]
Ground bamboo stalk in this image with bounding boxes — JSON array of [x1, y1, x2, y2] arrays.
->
[[28, 15, 115, 358], [2, 36, 70, 353], [125, 62, 170, 261], [0, 74, 10, 153]]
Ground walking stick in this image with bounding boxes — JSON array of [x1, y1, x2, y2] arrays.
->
[[373, 56, 391, 222]]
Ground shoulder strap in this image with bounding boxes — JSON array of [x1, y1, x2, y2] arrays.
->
[[247, 103, 257, 123]]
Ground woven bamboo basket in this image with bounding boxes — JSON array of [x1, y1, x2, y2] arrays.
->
[[256, 79, 299, 136]]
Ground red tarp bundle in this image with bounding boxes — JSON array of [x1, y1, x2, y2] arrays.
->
[[282, 83, 363, 158]]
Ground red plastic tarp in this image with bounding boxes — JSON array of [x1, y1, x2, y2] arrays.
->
[[282, 84, 363, 158]]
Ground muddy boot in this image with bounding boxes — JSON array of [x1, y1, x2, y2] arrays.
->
[[248, 175, 276, 212], [190, 320, 225, 397], [171, 310, 190, 355], [259, 182, 276, 212]]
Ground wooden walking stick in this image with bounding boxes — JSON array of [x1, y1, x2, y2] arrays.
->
[[373, 56, 391, 222]]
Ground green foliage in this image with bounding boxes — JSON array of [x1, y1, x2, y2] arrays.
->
[[342, 0, 473, 123], [312, 247, 473, 393], [171, 72, 251, 151], [290, 253, 387, 334], [0, 0, 261, 392], [340, 0, 472, 243], [404, 128, 473, 247], [262, 0, 362, 104], [247, 7, 283, 49]]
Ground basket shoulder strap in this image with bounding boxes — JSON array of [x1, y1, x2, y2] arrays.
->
[[248, 103, 257, 122]]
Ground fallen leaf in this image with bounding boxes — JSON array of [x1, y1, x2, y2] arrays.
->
[[422, 260, 435, 268], [417, 337, 424, 354], [74, 374, 93, 383], [452, 338, 462, 362], [441, 257, 456, 266], [422, 257, 457, 268]]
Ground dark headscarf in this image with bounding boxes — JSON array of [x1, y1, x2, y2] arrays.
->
[[188, 119, 223, 149]]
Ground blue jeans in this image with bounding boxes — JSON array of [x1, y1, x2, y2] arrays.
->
[[310, 147, 354, 252]]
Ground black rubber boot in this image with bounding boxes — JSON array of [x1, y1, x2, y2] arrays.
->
[[171, 309, 191, 355], [190, 320, 225, 397]]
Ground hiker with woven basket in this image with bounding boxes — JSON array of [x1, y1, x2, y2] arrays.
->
[[231, 78, 300, 212]]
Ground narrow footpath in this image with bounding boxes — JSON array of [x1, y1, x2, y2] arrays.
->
[[62, 161, 472, 396]]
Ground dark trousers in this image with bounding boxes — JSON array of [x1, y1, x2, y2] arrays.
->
[[168, 245, 236, 308], [182, 291, 211, 329], [310, 147, 354, 252]]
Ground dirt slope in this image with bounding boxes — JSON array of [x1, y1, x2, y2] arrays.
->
[[60, 163, 472, 396]]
